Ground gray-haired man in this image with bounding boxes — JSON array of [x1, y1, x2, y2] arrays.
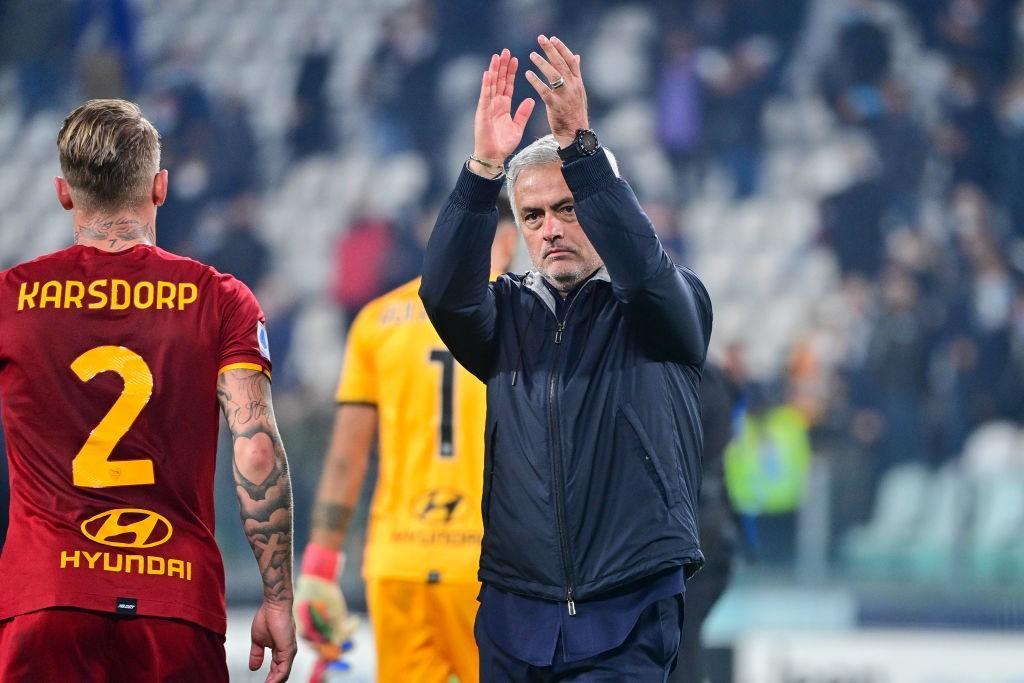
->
[[420, 37, 712, 681]]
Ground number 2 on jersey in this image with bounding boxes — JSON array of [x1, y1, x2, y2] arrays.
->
[[429, 349, 454, 458], [71, 345, 155, 487]]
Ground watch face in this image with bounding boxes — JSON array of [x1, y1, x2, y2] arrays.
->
[[578, 129, 599, 155]]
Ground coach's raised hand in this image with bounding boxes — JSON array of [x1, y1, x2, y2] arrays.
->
[[470, 48, 535, 178], [523, 35, 589, 149]]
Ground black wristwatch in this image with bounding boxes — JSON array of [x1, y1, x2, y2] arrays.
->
[[557, 128, 600, 163]]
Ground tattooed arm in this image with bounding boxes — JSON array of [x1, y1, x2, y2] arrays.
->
[[293, 404, 376, 649], [218, 368, 296, 683]]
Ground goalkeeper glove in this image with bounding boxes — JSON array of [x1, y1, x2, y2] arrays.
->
[[294, 543, 359, 649]]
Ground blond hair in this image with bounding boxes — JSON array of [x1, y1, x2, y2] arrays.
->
[[57, 99, 161, 211]]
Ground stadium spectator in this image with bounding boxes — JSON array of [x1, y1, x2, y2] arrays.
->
[[993, 290, 1024, 422], [73, 0, 143, 98], [862, 265, 930, 482], [331, 216, 398, 323], [210, 95, 262, 199], [962, 232, 1015, 420], [0, 0, 74, 113], [935, 63, 999, 188], [363, 1, 442, 157], [821, 17, 890, 114], [656, 28, 704, 196], [702, 35, 776, 197], [205, 193, 271, 291], [148, 79, 218, 255], [822, 170, 888, 278], [996, 77, 1024, 237], [931, 333, 982, 462], [420, 39, 711, 679], [934, 0, 1014, 86], [289, 50, 337, 160], [436, 0, 500, 59]]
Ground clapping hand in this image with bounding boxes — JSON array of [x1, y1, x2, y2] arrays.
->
[[471, 48, 536, 177], [523, 35, 589, 148]]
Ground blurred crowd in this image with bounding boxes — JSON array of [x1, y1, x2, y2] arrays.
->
[[3, 0, 1024, 567], [796, 0, 1024, 535]]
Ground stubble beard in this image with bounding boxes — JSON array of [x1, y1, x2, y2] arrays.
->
[[539, 258, 601, 294]]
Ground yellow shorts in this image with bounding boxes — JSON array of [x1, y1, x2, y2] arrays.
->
[[366, 578, 480, 683]]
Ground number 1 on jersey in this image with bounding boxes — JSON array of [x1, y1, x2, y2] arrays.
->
[[71, 346, 155, 487], [429, 349, 454, 458]]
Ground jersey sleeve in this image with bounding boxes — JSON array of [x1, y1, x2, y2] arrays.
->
[[217, 274, 272, 377], [335, 304, 377, 405]]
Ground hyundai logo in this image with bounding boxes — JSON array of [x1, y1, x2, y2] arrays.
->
[[80, 508, 173, 549]]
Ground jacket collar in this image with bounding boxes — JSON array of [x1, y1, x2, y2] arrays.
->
[[523, 267, 610, 316]]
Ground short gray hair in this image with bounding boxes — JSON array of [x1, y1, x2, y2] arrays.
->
[[505, 134, 619, 227]]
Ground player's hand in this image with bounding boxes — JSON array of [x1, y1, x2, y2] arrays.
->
[[472, 48, 536, 174], [523, 35, 589, 149], [294, 574, 359, 647], [250, 600, 297, 683]]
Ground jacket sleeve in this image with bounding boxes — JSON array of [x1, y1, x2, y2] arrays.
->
[[418, 165, 504, 381], [562, 149, 712, 366]]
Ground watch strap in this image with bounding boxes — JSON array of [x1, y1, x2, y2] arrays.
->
[[558, 140, 583, 163], [558, 129, 599, 163]]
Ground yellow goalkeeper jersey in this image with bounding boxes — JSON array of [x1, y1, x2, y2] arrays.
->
[[337, 278, 486, 583]]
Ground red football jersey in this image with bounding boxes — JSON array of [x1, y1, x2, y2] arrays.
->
[[0, 244, 271, 635]]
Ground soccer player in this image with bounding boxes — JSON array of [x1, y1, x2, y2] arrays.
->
[[293, 207, 518, 682], [0, 99, 296, 683]]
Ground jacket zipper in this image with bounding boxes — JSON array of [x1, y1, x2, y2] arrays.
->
[[547, 286, 590, 615], [547, 364, 576, 615]]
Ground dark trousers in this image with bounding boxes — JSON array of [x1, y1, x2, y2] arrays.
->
[[671, 566, 731, 683], [477, 595, 683, 682]]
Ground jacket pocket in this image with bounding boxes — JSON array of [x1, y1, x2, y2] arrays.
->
[[482, 421, 497, 526], [620, 403, 682, 509]]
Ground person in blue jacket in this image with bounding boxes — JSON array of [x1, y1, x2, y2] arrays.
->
[[419, 36, 713, 681]]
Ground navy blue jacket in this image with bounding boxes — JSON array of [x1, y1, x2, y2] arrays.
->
[[419, 149, 712, 608]]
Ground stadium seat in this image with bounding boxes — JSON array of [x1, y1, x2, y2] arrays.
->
[[839, 464, 931, 576], [967, 474, 1024, 582], [961, 421, 1024, 475], [897, 464, 967, 581]]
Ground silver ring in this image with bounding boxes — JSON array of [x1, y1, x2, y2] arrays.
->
[[549, 77, 566, 90]]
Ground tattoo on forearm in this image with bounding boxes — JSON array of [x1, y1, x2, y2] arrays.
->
[[233, 451, 292, 601], [312, 503, 354, 535], [219, 372, 294, 602], [74, 215, 154, 250], [218, 371, 272, 426]]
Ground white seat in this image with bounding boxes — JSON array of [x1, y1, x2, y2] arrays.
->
[[967, 475, 1024, 581], [899, 464, 967, 581], [961, 421, 1024, 476], [840, 464, 931, 576]]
